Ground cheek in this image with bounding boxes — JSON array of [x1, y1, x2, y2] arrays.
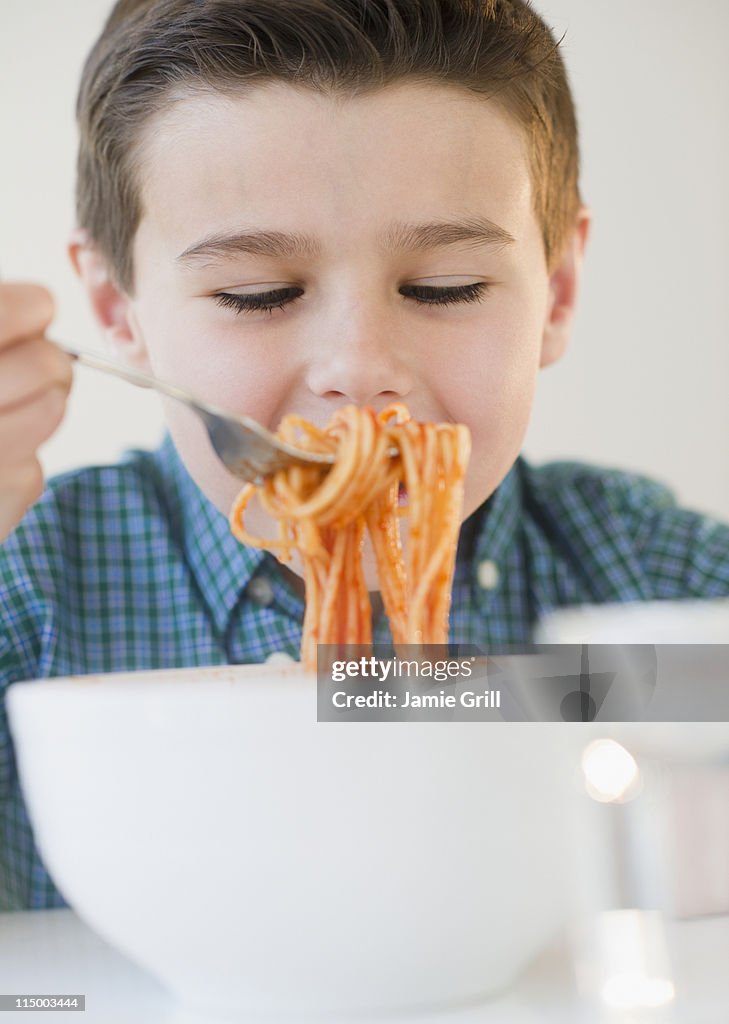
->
[[130, 295, 299, 516], [439, 323, 539, 432], [133, 294, 293, 429], [437, 324, 541, 516]]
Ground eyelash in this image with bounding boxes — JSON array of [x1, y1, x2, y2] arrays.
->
[[213, 282, 489, 316]]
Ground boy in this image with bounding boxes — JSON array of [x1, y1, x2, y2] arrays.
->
[[1, 0, 728, 910]]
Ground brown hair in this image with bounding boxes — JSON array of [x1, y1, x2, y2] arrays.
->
[[76, 0, 582, 292]]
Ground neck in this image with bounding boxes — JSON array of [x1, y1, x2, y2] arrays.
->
[[275, 563, 385, 622]]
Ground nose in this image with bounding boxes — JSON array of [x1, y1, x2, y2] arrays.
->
[[304, 296, 414, 407]]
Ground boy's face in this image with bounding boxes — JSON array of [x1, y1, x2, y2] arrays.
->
[[77, 82, 587, 582]]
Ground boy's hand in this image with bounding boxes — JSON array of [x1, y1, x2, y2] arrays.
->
[[0, 283, 73, 544]]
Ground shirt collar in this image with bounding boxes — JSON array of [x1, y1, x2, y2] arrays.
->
[[457, 457, 523, 601], [152, 434, 266, 635]]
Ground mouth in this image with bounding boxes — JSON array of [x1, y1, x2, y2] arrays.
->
[[397, 482, 408, 508]]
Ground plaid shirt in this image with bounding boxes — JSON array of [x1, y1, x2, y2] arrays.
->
[[2, 435, 729, 909]]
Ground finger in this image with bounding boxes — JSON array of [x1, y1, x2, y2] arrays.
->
[[0, 458, 44, 543], [0, 283, 55, 349], [0, 337, 73, 411], [0, 385, 69, 458]]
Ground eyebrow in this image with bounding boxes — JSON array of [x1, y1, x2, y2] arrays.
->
[[176, 216, 516, 265], [177, 229, 320, 264], [379, 217, 516, 254]]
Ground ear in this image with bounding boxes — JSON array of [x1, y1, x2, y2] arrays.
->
[[68, 228, 151, 371], [539, 205, 592, 369]]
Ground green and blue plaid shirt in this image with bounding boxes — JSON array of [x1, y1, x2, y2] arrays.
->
[[2, 435, 729, 909]]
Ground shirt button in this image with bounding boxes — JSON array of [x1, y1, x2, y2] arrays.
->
[[248, 576, 274, 607], [477, 560, 500, 591], [265, 652, 296, 665]]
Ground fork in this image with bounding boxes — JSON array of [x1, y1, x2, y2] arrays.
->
[[60, 344, 335, 483]]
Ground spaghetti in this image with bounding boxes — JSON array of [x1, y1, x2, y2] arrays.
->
[[229, 404, 471, 669]]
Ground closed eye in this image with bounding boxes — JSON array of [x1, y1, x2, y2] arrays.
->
[[213, 281, 490, 315], [214, 287, 304, 315], [398, 282, 489, 306]]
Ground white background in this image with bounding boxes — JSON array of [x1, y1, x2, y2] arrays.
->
[[1, 0, 727, 521]]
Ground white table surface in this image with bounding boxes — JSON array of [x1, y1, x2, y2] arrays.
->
[[1, 909, 729, 1024]]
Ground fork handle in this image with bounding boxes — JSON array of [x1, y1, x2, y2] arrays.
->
[[60, 343, 204, 410]]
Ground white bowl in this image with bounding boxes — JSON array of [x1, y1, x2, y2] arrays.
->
[[8, 664, 576, 1023], [535, 597, 729, 645]]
